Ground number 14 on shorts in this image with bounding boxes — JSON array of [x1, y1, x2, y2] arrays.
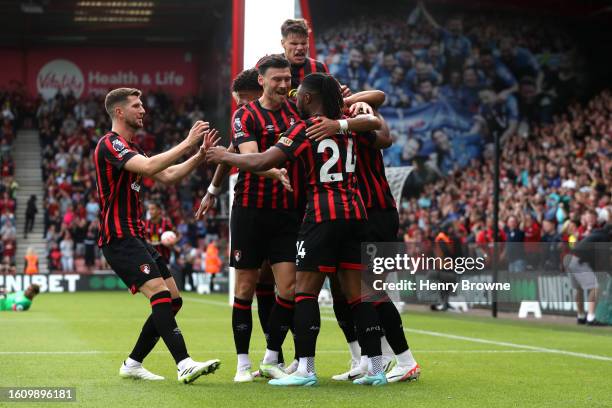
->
[[296, 241, 306, 258]]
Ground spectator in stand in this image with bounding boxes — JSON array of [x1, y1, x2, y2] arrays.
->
[[405, 60, 442, 91], [24, 195, 37, 239], [497, 37, 542, 87], [23, 247, 39, 275], [374, 66, 414, 108], [413, 79, 439, 106], [59, 231, 74, 272], [332, 48, 369, 91], [540, 218, 561, 271], [503, 215, 526, 272], [419, 2, 471, 71], [473, 85, 519, 150], [477, 48, 518, 99], [366, 52, 398, 89], [205, 240, 221, 293]]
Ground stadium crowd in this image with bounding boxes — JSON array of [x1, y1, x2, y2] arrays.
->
[[0, 86, 30, 274], [317, 2, 583, 169], [34, 91, 228, 285], [313, 3, 610, 269]]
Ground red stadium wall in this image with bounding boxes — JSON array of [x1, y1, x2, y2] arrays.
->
[[0, 47, 198, 98]]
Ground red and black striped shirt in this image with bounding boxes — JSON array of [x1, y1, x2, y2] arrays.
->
[[231, 99, 302, 210], [355, 132, 396, 210], [94, 131, 145, 246], [290, 57, 329, 91], [275, 119, 367, 223], [144, 217, 175, 263]]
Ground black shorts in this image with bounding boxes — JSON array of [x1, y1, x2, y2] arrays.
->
[[366, 209, 399, 242], [230, 206, 299, 269], [296, 219, 367, 273], [102, 237, 172, 294]]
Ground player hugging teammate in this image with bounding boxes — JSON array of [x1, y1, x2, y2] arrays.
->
[[202, 17, 420, 385]]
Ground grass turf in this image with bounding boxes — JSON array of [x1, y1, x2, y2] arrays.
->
[[1, 292, 611, 408]]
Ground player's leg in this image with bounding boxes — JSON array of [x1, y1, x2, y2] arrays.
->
[[126, 251, 183, 368], [368, 210, 420, 382], [260, 210, 300, 376], [232, 268, 258, 381], [329, 274, 366, 381], [255, 261, 278, 358], [104, 238, 219, 384], [229, 206, 265, 382], [260, 261, 295, 378], [268, 221, 331, 387], [269, 271, 325, 386], [337, 220, 386, 386]]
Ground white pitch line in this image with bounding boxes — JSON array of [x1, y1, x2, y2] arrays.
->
[[0, 350, 546, 356], [183, 296, 612, 363]]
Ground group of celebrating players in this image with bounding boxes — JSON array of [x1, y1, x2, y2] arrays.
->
[[94, 18, 419, 387]]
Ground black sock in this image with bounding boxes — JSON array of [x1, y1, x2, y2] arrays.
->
[[149, 291, 188, 364], [374, 298, 409, 354], [256, 283, 275, 335], [232, 297, 253, 355], [333, 295, 357, 343], [350, 298, 382, 357], [129, 297, 183, 363], [294, 293, 320, 358], [266, 296, 294, 353]]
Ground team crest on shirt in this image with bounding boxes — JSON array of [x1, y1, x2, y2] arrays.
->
[[112, 139, 126, 152], [140, 264, 151, 275], [234, 250, 242, 262], [289, 117, 296, 126], [278, 136, 293, 147], [266, 124, 275, 134], [234, 117, 243, 132]]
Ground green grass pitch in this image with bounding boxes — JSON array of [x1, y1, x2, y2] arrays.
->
[[1, 292, 611, 408]]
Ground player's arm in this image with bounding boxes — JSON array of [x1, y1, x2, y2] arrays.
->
[[152, 129, 220, 185], [344, 90, 386, 111], [124, 121, 209, 177], [306, 114, 382, 141], [206, 146, 287, 173]]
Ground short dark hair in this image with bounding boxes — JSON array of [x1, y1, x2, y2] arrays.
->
[[281, 18, 310, 38], [30, 284, 40, 295], [148, 201, 162, 209], [256, 55, 290, 75], [104, 88, 141, 117], [300, 73, 344, 119], [232, 68, 262, 93]]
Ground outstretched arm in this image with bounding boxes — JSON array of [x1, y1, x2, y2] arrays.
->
[[124, 121, 209, 177], [306, 114, 382, 141], [419, 1, 441, 30], [153, 129, 220, 185], [206, 146, 287, 173]]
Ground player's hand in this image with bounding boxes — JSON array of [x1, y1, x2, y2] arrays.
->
[[275, 168, 293, 192], [199, 129, 220, 156], [349, 101, 374, 117], [340, 84, 352, 98], [186, 120, 210, 147], [195, 192, 217, 220], [205, 146, 227, 164], [306, 116, 340, 142]]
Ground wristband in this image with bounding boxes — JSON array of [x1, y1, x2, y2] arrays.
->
[[207, 184, 221, 196], [338, 119, 349, 133]]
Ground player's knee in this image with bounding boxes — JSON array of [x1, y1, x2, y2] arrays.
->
[[235, 280, 256, 300], [172, 297, 183, 315]]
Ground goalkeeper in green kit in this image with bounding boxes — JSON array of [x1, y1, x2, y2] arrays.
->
[[0, 284, 40, 311]]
